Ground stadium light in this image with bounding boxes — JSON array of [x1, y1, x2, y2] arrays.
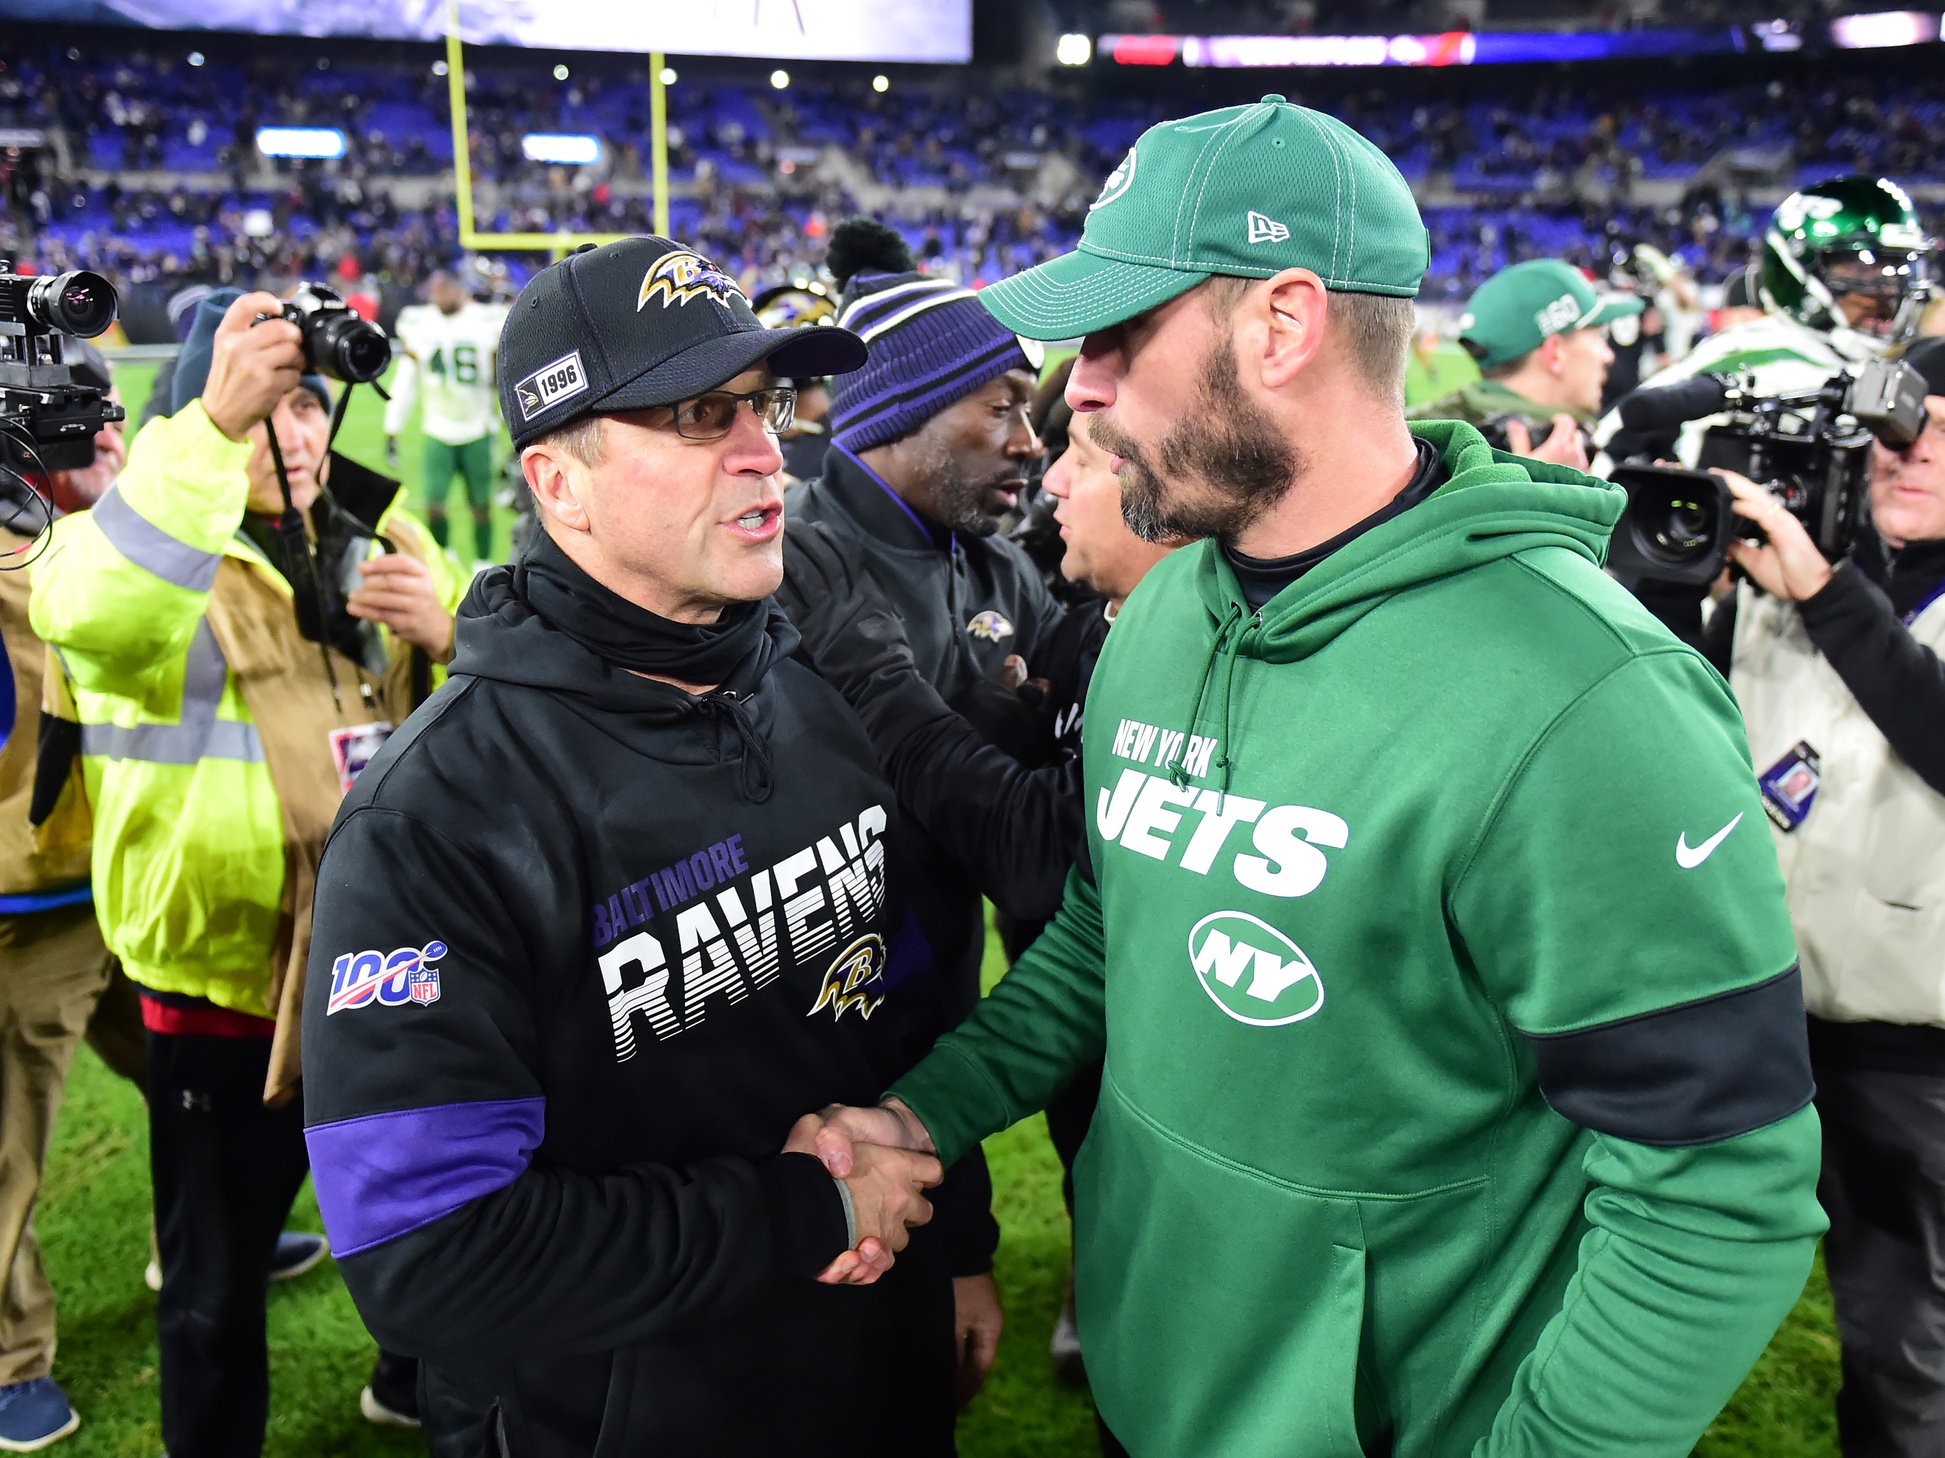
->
[[553, 63, 570, 80], [660, 65, 677, 84], [256, 126, 346, 159], [521, 133, 601, 165], [872, 73, 889, 92], [1828, 10, 1942, 47], [1056, 33, 1092, 65], [770, 68, 790, 89], [433, 59, 449, 75], [187, 51, 204, 66]]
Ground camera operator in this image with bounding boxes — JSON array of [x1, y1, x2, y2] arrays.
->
[[0, 342, 147, 1453], [1408, 258, 1641, 469], [28, 290, 463, 1457], [1696, 334, 1945, 1458]]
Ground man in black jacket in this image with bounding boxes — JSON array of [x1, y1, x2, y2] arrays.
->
[[782, 219, 1059, 1389], [301, 238, 953, 1458]]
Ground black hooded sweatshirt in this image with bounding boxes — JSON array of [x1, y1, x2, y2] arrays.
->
[[301, 541, 965, 1458]]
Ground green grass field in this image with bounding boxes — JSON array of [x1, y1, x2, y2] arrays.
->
[[31, 362, 1843, 1455]]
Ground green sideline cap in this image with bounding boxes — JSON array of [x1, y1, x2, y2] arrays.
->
[[1456, 259, 1644, 370], [979, 95, 1429, 341]]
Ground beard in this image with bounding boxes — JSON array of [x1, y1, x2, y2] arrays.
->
[[909, 430, 1018, 537], [1087, 335, 1301, 545]]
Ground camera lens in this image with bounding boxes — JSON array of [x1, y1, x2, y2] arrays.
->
[[1623, 481, 1723, 568], [308, 312, 392, 384], [1655, 496, 1714, 557], [26, 270, 118, 337]]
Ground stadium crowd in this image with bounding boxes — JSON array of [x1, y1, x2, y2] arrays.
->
[[0, 39, 1943, 307], [3, 15, 1945, 1458]]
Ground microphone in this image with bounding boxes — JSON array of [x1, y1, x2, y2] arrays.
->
[[1616, 373, 1737, 433]]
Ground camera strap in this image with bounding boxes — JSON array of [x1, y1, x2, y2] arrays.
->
[[262, 385, 361, 715]]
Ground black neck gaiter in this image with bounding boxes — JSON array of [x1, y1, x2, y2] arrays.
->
[[515, 530, 772, 685]]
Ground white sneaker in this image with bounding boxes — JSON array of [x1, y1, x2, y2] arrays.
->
[[360, 1386, 421, 1430], [1050, 1291, 1086, 1386]]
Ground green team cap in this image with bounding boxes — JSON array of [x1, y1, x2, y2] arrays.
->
[[979, 95, 1429, 341], [1456, 259, 1644, 370]]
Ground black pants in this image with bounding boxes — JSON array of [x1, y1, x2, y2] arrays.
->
[[1813, 1044, 1945, 1457], [148, 1029, 312, 1457]]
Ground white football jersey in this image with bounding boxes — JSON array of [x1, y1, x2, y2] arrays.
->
[[384, 300, 510, 446]]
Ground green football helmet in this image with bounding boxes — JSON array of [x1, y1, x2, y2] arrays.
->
[[1761, 175, 1934, 341]]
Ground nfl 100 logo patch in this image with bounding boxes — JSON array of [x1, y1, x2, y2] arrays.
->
[[327, 940, 448, 1015]]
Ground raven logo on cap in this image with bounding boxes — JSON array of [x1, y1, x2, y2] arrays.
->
[[637, 249, 745, 312]]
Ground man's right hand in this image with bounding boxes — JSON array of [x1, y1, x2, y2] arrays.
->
[[1503, 413, 1591, 471], [785, 1101, 940, 1286], [200, 292, 306, 443]]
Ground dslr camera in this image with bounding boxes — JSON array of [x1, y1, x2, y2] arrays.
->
[[0, 266, 125, 473], [1605, 358, 1927, 586], [252, 283, 391, 384]]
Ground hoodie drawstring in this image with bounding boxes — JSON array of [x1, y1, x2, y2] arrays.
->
[[1165, 600, 1246, 800], [699, 693, 775, 804]]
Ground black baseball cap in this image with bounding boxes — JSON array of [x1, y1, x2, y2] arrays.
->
[[499, 236, 868, 449]]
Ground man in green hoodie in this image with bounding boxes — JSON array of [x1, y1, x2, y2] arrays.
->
[[796, 97, 1826, 1458]]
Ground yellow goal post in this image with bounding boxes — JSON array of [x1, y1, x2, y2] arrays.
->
[[443, 0, 670, 260]]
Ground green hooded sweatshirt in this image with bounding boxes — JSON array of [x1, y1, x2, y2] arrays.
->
[[892, 421, 1825, 1457]]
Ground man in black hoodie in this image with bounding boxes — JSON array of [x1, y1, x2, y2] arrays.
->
[[301, 238, 955, 1458], [783, 222, 1061, 1385]]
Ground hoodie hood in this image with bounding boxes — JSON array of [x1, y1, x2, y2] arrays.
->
[[1160, 419, 1622, 794], [1198, 419, 1622, 664], [452, 561, 801, 800]]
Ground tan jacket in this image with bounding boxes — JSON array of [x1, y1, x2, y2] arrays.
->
[[1732, 582, 1945, 1025], [0, 519, 90, 900]]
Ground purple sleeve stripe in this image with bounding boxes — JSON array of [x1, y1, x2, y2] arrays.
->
[[305, 1096, 546, 1257]]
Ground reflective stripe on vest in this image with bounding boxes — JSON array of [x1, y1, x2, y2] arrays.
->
[[91, 484, 224, 593], [81, 619, 264, 766]]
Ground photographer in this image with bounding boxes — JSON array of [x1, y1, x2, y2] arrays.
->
[[0, 344, 146, 1453], [29, 290, 462, 1457], [1408, 258, 1641, 469], [1699, 335, 1945, 1458]]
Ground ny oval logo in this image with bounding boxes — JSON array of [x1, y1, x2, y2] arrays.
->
[[1188, 911, 1324, 1027]]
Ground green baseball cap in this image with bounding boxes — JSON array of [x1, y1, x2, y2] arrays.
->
[[1456, 259, 1644, 370], [979, 95, 1428, 341]]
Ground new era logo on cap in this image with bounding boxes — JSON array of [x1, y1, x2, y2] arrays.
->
[[1247, 210, 1291, 245], [515, 350, 589, 422]]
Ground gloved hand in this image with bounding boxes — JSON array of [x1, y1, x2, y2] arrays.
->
[[778, 520, 952, 756]]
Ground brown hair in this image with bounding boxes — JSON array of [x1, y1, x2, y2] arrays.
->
[[1203, 275, 1414, 404]]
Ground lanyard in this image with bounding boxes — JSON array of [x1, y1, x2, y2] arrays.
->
[[1902, 577, 1945, 628]]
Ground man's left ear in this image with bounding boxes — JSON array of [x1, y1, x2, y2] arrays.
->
[[1259, 269, 1329, 389]]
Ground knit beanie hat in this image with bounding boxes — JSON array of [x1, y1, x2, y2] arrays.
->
[[172, 287, 331, 419], [824, 218, 1038, 453]]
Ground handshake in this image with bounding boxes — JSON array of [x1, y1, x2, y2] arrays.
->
[[784, 1099, 939, 1287]]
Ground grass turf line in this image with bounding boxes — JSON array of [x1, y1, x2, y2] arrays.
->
[[36, 368, 1840, 1455]]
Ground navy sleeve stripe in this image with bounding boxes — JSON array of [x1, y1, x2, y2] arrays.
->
[[1521, 966, 1814, 1147], [306, 1096, 546, 1257]]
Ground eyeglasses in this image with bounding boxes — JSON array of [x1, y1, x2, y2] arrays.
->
[[664, 386, 796, 441]]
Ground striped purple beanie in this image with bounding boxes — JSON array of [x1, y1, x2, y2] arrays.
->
[[827, 270, 1036, 452]]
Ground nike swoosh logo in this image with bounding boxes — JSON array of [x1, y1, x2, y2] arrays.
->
[[1676, 812, 1744, 869]]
